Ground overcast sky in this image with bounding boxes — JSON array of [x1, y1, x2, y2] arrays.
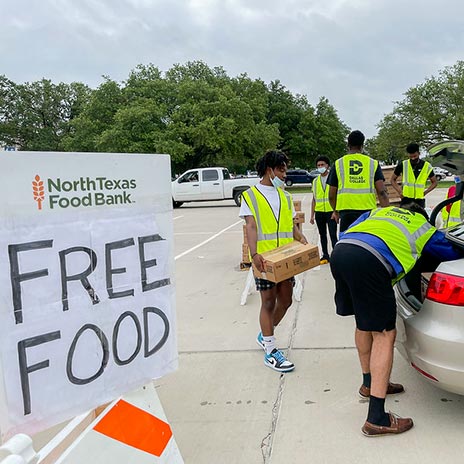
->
[[1, 0, 463, 137]]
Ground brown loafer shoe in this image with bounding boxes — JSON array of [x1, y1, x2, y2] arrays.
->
[[359, 381, 405, 399], [362, 412, 414, 437]]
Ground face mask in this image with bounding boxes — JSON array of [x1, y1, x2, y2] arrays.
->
[[410, 158, 419, 166], [270, 172, 285, 189], [317, 167, 327, 174]]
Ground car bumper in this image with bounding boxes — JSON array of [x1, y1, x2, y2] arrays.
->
[[395, 289, 464, 396]]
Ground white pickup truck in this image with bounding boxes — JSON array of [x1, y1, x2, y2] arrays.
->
[[172, 167, 259, 207]]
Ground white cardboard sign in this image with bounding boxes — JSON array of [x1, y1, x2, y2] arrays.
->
[[0, 152, 177, 441]]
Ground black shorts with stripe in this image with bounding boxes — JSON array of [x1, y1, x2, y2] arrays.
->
[[255, 276, 296, 292]]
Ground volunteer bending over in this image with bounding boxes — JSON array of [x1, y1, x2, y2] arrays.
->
[[330, 204, 463, 436]]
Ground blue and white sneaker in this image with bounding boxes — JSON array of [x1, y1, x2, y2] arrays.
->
[[256, 332, 265, 351], [264, 349, 295, 372]]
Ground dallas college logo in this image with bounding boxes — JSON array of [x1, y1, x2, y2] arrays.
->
[[32, 175, 45, 210], [348, 160, 363, 175]]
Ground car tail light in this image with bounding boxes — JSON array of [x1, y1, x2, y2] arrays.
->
[[425, 272, 464, 306]]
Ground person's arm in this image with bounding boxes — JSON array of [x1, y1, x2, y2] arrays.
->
[[328, 186, 339, 222], [293, 224, 308, 244], [310, 197, 316, 224], [390, 173, 403, 198], [423, 230, 464, 261], [424, 175, 438, 196], [245, 215, 265, 272], [375, 180, 390, 207]]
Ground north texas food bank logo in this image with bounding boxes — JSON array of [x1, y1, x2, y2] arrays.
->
[[31, 174, 136, 211], [32, 175, 45, 210]]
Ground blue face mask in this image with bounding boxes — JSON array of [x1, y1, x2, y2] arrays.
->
[[271, 173, 285, 189], [317, 166, 327, 174]]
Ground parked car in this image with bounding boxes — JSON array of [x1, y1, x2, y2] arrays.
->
[[284, 169, 319, 187], [432, 166, 448, 181], [394, 140, 464, 395], [172, 167, 258, 207]]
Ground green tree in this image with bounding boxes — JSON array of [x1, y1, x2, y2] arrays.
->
[[314, 97, 349, 163], [0, 77, 92, 151], [372, 61, 464, 161]]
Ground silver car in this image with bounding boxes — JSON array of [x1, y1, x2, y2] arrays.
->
[[395, 141, 464, 395]]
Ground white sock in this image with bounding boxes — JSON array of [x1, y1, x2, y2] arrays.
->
[[263, 335, 276, 355]]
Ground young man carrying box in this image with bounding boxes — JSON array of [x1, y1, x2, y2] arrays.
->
[[240, 150, 307, 372]]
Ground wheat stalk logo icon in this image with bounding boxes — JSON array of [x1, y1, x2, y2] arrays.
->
[[32, 175, 45, 210]]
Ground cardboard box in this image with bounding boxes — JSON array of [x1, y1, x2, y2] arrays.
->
[[242, 243, 251, 263], [293, 212, 305, 224], [293, 200, 302, 211], [421, 272, 433, 301], [252, 241, 319, 282]]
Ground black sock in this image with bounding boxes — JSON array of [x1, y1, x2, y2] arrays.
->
[[363, 372, 371, 388], [367, 396, 390, 426]]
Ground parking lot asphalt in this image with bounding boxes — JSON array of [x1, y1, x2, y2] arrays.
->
[[155, 188, 464, 464]]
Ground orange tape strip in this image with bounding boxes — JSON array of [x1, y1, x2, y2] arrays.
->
[[94, 399, 173, 457]]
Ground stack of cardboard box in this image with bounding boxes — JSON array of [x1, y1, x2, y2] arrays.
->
[[293, 200, 305, 231], [380, 166, 401, 205], [241, 223, 251, 269]]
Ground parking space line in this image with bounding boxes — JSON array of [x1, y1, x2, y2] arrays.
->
[[174, 219, 243, 261], [173, 215, 184, 220]]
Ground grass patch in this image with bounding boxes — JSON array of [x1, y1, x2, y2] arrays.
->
[[287, 182, 453, 195], [437, 181, 454, 189], [286, 186, 313, 193]]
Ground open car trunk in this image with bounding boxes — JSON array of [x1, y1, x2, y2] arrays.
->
[[396, 140, 464, 310]]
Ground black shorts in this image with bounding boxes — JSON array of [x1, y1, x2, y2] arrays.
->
[[255, 277, 295, 292], [329, 243, 396, 332]]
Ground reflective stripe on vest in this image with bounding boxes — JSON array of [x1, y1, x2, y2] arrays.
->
[[447, 201, 462, 227], [313, 175, 333, 212], [242, 186, 294, 253], [442, 190, 462, 228], [344, 207, 435, 280], [402, 160, 432, 199], [335, 154, 377, 210]]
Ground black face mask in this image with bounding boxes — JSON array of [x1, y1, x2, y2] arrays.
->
[[410, 158, 419, 166]]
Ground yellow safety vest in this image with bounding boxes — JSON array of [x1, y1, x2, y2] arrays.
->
[[242, 186, 294, 254], [442, 189, 462, 228], [344, 207, 436, 282], [313, 175, 333, 212], [402, 160, 432, 199], [335, 154, 378, 211]]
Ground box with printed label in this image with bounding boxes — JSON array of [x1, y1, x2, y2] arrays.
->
[[252, 241, 319, 282], [293, 200, 302, 211]]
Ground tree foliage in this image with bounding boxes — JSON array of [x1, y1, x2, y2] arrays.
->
[[369, 61, 464, 162], [0, 61, 349, 173], [0, 76, 92, 151]]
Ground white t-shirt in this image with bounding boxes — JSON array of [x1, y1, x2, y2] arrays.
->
[[239, 184, 296, 219]]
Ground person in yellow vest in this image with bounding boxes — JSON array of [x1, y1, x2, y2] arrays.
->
[[328, 130, 389, 232], [441, 181, 463, 228], [310, 155, 338, 264], [391, 142, 437, 208], [330, 203, 463, 436], [240, 150, 307, 373]]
